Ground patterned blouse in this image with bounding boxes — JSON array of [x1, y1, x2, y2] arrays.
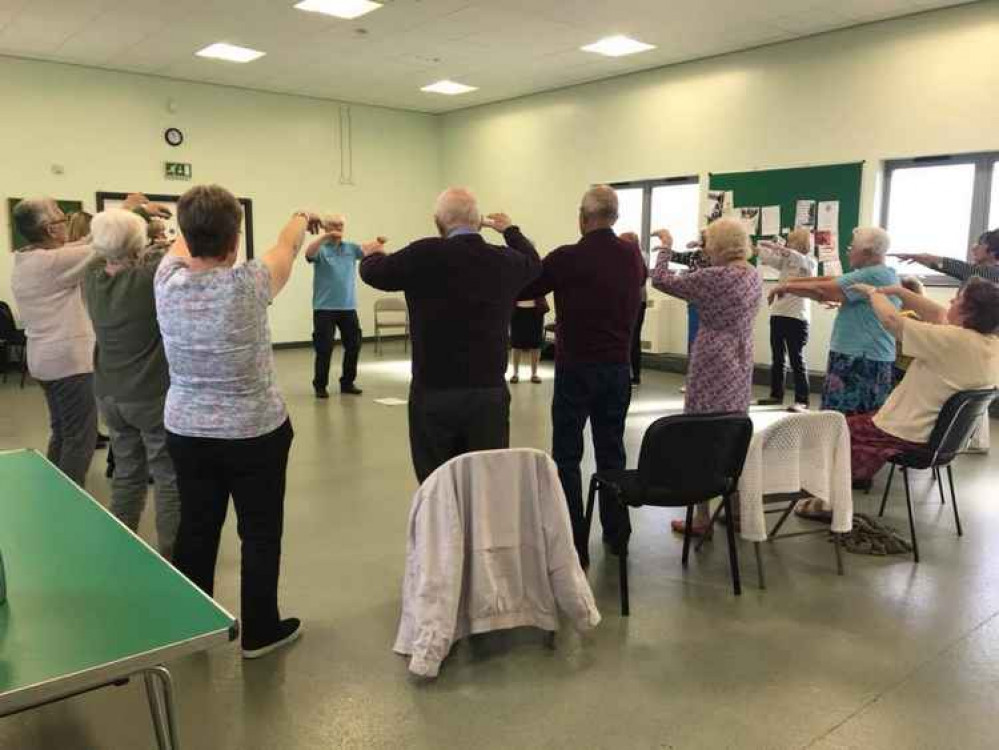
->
[[652, 252, 762, 414], [154, 257, 287, 439]]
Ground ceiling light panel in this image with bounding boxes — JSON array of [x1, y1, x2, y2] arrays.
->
[[293, 0, 383, 20], [195, 43, 266, 63], [581, 35, 656, 57]]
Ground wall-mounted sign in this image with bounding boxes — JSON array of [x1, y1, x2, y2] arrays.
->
[[165, 162, 192, 180]]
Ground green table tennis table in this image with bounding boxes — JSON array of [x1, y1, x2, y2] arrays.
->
[[0, 449, 237, 749]]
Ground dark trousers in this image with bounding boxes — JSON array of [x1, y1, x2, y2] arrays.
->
[[167, 419, 294, 646], [770, 316, 810, 404], [552, 363, 632, 554], [39, 372, 98, 488], [409, 385, 510, 483], [630, 301, 647, 384], [313, 310, 362, 390]]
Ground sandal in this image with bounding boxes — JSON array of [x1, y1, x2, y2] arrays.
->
[[510, 375, 520, 384], [794, 497, 832, 522], [530, 375, 542, 384], [670, 518, 713, 539]]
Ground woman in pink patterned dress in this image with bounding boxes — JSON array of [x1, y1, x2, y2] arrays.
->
[[651, 217, 762, 535]]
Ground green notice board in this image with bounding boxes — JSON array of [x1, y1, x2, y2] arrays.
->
[[709, 162, 862, 271]]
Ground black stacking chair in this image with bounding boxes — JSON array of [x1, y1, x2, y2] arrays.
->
[[879, 388, 997, 562], [0, 301, 28, 388], [583, 413, 753, 615]]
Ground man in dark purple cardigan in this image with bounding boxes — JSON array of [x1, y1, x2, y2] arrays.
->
[[520, 185, 646, 564], [360, 188, 541, 482]]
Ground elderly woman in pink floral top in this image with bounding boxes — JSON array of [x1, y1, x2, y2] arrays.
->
[[652, 217, 762, 535]]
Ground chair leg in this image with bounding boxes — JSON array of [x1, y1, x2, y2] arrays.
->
[[583, 477, 598, 542], [768, 498, 798, 539], [723, 493, 741, 596], [902, 468, 920, 563], [695, 502, 724, 553], [619, 550, 630, 617], [754, 542, 765, 590], [833, 532, 844, 575], [935, 466, 946, 505], [947, 465, 963, 537], [878, 463, 895, 517], [681, 505, 694, 568]]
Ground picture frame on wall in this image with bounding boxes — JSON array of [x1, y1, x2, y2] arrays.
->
[[95, 192, 255, 261], [7, 198, 85, 251]]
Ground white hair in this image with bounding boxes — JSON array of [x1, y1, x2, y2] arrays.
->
[[91, 209, 148, 264], [12, 198, 59, 245], [852, 227, 890, 257], [580, 185, 619, 224], [323, 213, 345, 225], [704, 217, 751, 263], [435, 188, 480, 233]]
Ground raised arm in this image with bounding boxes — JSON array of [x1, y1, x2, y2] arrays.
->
[[769, 279, 845, 306], [651, 248, 713, 302], [262, 212, 322, 298], [482, 212, 542, 283], [877, 285, 948, 325], [49, 241, 96, 289], [304, 234, 327, 261]]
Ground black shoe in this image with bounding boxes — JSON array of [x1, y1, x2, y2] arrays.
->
[[242, 618, 302, 659], [340, 384, 363, 395], [756, 397, 783, 406], [852, 478, 873, 492], [314, 387, 330, 399], [631, 379, 641, 387], [96, 432, 110, 449]]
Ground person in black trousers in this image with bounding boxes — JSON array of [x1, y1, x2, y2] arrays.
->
[[305, 214, 373, 398], [520, 186, 646, 563], [757, 230, 817, 411], [360, 188, 542, 483]]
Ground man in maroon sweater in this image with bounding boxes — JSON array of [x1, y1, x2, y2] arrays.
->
[[521, 185, 646, 564], [360, 188, 541, 482]]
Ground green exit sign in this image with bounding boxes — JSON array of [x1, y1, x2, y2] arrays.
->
[[165, 162, 193, 180]]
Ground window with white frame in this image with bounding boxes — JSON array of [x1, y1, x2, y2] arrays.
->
[[882, 153, 997, 281], [607, 176, 700, 268]]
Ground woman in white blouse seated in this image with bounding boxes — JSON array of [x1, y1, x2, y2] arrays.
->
[[847, 277, 999, 488], [154, 185, 332, 659]]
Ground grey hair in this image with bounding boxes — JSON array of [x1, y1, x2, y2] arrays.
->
[[323, 213, 346, 225], [435, 188, 481, 233], [852, 227, 891, 257], [704, 217, 751, 263], [12, 198, 58, 245], [580, 185, 619, 224], [91, 209, 148, 264]]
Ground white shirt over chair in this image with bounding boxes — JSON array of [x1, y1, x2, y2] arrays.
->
[[394, 448, 601, 678], [740, 411, 853, 541]]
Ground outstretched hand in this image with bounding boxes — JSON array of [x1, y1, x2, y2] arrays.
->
[[757, 239, 788, 257], [651, 228, 673, 249], [767, 285, 786, 305], [891, 252, 939, 268]]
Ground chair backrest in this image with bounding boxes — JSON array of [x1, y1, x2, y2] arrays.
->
[[927, 388, 997, 463], [636, 413, 754, 504], [374, 297, 408, 322], [0, 301, 18, 338]]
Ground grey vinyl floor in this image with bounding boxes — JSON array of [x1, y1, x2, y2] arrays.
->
[[2, 345, 997, 750]]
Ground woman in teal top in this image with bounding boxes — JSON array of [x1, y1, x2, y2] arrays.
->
[[770, 227, 900, 414]]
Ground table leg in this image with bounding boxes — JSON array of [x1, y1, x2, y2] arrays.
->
[[143, 666, 180, 750], [833, 532, 844, 576]]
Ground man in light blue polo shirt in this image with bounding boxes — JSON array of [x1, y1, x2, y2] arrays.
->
[[305, 214, 364, 398]]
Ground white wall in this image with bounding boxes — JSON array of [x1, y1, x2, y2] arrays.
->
[[440, 2, 999, 367], [0, 56, 442, 343]]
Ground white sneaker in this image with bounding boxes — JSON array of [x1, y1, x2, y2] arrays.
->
[[789, 403, 809, 413]]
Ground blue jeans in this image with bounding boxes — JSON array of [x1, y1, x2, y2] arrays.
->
[[552, 363, 632, 554]]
